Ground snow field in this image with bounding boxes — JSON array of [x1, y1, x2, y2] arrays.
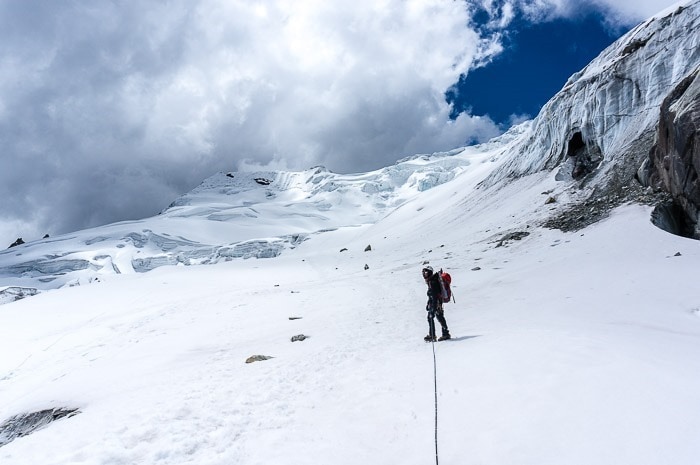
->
[[3, 201, 700, 464]]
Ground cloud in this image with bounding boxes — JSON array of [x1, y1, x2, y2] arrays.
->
[[511, 0, 683, 25], [0, 0, 504, 245]]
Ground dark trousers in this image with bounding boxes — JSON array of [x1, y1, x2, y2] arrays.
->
[[426, 300, 449, 338]]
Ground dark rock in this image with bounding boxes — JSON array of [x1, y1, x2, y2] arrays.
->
[[0, 408, 80, 448], [644, 69, 700, 238], [42, 234, 49, 239], [339, 248, 348, 252], [651, 201, 695, 237], [289, 316, 302, 320], [291, 334, 308, 342], [8, 238, 24, 249], [364, 264, 369, 270], [674, 252, 682, 257], [545, 196, 557, 204], [226, 173, 234, 178], [471, 267, 481, 271], [254, 178, 272, 185], [245, 355, 273, 364], [495, 231, 530, 247], [621, 38, 649, 56], [364, 245, 372, 252]]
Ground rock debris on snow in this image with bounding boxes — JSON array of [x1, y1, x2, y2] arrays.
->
[[0, 408, 80, 448], [245, 355, 274, 364]]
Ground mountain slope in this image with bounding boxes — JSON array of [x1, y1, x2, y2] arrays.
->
[[2, 186, 700, 465]]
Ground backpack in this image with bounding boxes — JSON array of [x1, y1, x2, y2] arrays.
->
[[437, 270, 453, 303]]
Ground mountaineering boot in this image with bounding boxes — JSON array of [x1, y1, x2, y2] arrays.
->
[[424, 334, 436, 342], [438, 332, 451, 341]]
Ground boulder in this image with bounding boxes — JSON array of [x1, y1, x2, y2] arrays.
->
[[645, 70, 700, 237]]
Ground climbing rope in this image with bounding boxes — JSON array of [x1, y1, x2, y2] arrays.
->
[[432, 338, 439, 465]]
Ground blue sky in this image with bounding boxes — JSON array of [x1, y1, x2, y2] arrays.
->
[[448, 11, 629, 126], [0, 0, 685, 246]]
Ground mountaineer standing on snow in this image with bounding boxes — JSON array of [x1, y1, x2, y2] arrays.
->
[[422, 266, 451, 342]]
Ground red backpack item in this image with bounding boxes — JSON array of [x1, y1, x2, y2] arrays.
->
[[438, 270, 453, 303]]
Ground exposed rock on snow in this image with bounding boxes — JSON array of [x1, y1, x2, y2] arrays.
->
[[543, 182, 669, 232], [495, 231, 530, 248], [0, 408, 80, 448], [7, 238, 24, 249], [245, 355, 274, 364]]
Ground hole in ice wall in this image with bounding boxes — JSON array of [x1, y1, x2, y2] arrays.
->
[[565, 131, 602, 180], [567, 132, 586, 155]]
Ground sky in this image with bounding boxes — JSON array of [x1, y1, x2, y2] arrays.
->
[[0, 0, 685, 247]]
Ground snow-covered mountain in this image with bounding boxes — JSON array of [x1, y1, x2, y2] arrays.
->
[[1, 2, 700, 464], [0, 146, 483, 301]]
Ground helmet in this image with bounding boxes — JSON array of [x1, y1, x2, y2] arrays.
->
[[422, 266, 434, 277]]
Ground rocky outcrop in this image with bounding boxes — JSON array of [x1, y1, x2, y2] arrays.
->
[[0, 408, 80, 448], [8, 238, 24, 249], [641, 69, 700, 238]]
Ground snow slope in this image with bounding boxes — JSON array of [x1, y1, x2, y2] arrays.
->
[[2, 170, 700, 464], [2, 1, 700, 464]]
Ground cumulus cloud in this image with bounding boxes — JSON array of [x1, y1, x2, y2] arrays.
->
[[507, 0, 683, 25], [0, 0, 508, 245]]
